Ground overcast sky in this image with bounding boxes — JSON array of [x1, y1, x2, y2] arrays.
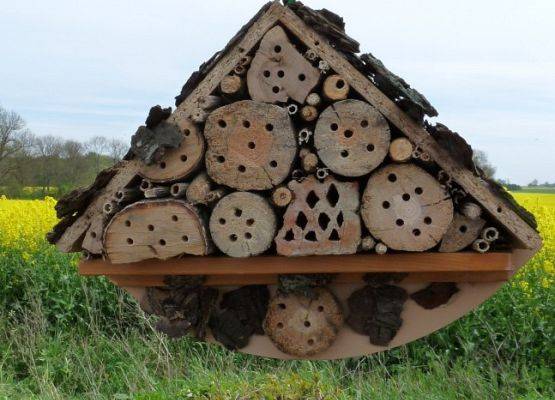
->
[[1, 0, 554, 184]]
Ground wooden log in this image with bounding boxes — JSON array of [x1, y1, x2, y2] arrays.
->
[[204, 100, 297, 191], [103, 199, 212, 264], [220, 75, 245, 96], [247, 26, 320, 104], [300, 151, 319, 173], [271, 186, 294, 208], [275, 175, 361, 256], [300, 105, 318, 122], [170, 183, 189, 198], [389, 137, 414, 163], [263, 288, 343, 357], [186, 172, 212, 205], [209, 192, 276, 257], [461, 202, 482, 220], [361, 164, 454, 252], [360, 236, 376, 252], [473, 239, 490, 253], [439, 213, 486, 253], [314, 99, 391, 177], [115, 188, 142, 204], [144, 186, 171, 199], [306, 93, 321, 107], [139, 118, 205, 183], [322, 75, 349, 101]]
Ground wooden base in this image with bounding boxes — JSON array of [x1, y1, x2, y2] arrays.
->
[[80, 252, 514, 287]]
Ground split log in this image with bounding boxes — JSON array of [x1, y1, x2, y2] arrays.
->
[[144, 186, 171, 199], [170, 183, 189, 198], [263, 288, 343, 357], [300, 151, 319, 173], [439, 213, 486, 253], [247, 26, 320, 104], [115, 188, 142, 205], [473, 239, 490, 253], [361, 164, 454, 252], [220, 75, 245, 96], [314, 99, 391, 177], [186, 172, 212, 205], [300, 105, 318, 122], [360, 236, 376, 252], [322, 75, 350, 101], [209, 192, 277, 257], [306, 92, 321, 107], [104, 199, 212, 264], [204, 100, 297, 190], [388, 137, 414, 163], [275, 176, 361, 256], [271, 186, 294, 208], [139, 118, 205, 183], [461, 202, 482, 220]]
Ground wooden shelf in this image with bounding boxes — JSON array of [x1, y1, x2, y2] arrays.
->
[[79, 252, 515, 286]]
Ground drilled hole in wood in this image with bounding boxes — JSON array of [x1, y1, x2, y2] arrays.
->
[[413, 229, 421, 236], [327, 184, 339, 207], [272, 86, 280, 94], [306, 191, 320, 208], [337, 212, 344, 227], [238, 165, 246, 173], [318, 306, 324, 312], [459, 225, 468, 233], [497, 206, 503, 213], [367, 144, 375, 152], [266, 123, 274, 132], [184, 129, 191, 136], [248, 142, 256, 150], [219, 218, 226, 225], [402, 193, 411, 201], [243, 120, 251, 128], [415, 187, 424, 195], [284, 229, 294, 241], [479, 241, 488, 250], [127, 238, 133, 245], [217, 156, 225, 163], [361, 120, 369, 128], [382, 201, 391, 209], [330, 123, 338, 131], [424, 217, 432, 225], [341, 150, 349, 158], [296, 212, 308, 230], [125, 220, 131, 227], [229, 234, 238, 242], [318, 213, 331, 230], [91, 231, 97, 238], [329, 229, 340, 241], [160, 162, 166, 169], [298, 73, 306, 81], [336, 79, 345, 89], [148, 224, 154, 231], [277, 70, 285, 78], [305, 231, 317, 241], [344, 129, 354, 138], [308, 339, 315, 346], [218, 120, 227, 128], [274, 45, 282, 53], [180, 155, 188, 162], [269, 160, 278, 168], [277, 322, 284, 328], [263, 70, 271, 78], [182, 235, 189, 242], [304, 321, 311, 327], [279, 303, 286, 309], [246, 218, 255, 226], [396, 219, 405, 227], [388, 173, 397, 182], [172, 215, 178, 222], [159, 239, 166, 246], [314, 40, 320, 46], [235, 209, 243, 217], [245, 232, 253, 239]]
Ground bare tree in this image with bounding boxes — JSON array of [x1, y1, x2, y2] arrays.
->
[[0, 106, 33, 180], [33, 135, 64, 195], [473, 150, 496, 179], [86, 136, 110, 173], [108, 138, 128, 164]]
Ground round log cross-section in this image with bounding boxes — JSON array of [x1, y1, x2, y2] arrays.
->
[[139, 119, 205, 183], [361, 164, 454, 251], [314, 100, 391, 177], [209, 192, 277, 257], [104, 199, 212, 264], [205, 100, 297, 190]]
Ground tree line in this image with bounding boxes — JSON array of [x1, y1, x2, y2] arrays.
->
[[0, 105, 128, 198]]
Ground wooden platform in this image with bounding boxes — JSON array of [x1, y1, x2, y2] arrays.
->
[[79, 252, 515, 287]]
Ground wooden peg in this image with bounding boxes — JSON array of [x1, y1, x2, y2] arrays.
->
[[271, 186, 294, 208], [323, 75, 349, 101], [389, 137, 414, 163], [300, 105, 318, 122]]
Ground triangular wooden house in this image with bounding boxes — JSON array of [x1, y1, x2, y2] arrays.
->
[[48, 1, 542, 360]]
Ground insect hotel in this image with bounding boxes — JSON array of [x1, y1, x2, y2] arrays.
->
[[48, 1, 542, 359]]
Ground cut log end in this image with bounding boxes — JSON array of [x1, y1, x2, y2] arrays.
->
[[389, 137, 414, 163], [322, 75, 350, 101]]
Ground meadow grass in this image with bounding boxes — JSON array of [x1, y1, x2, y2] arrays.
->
[[0, 194, 553, 399]]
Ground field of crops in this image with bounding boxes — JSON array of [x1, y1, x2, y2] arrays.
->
[[0, 193, 553, 399]]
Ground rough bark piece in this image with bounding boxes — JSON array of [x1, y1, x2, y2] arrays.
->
[[276, 176, 361, 256], [277, 274, 334, 299], [362, 164, 454, 252], [220, 285, 270, 335], [131, 122, 183, 165], [145, 105, 172, 129], [247, 26, 320, 104], [314, 100, 390, 177], [389, 137, 414, 163], [209, 192, 277, 258], [264, 288, 343, 357], [411, 283, 459, 310], [205, 100, 297, 190], [209, 309, 252, 350], [439, 213, 486, 253], [139, 118, 205, 183], [322, 75, 350, 101], [104, 199, 212, 264], [347, 284, 408, 346]]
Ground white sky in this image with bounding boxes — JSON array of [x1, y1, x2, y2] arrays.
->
[[1, 0, 554, 184]]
